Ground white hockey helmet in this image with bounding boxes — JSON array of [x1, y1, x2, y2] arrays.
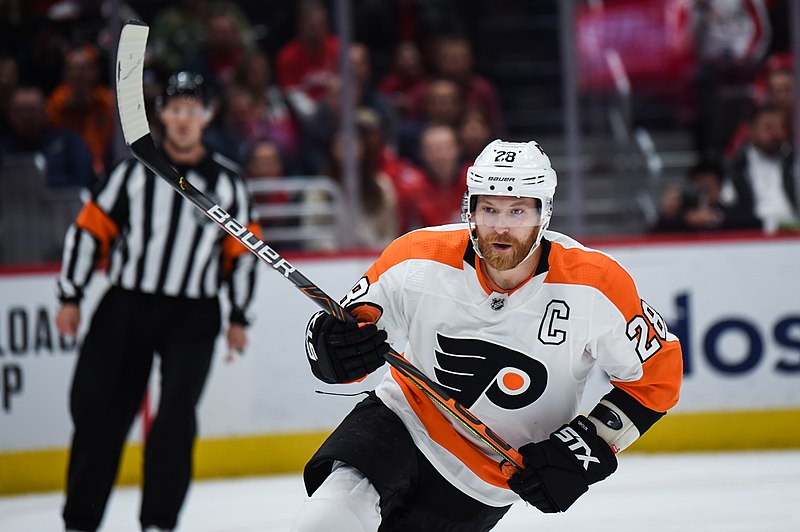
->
[[463, 139, 557, 260]]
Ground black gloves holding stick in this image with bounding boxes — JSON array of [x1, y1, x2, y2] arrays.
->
[[305, 310, 389, 384], [508, 415, 618, 513]]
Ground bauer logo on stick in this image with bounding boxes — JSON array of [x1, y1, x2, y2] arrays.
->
[[205, 204, 296, 278]]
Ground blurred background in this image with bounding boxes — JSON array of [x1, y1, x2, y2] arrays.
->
[[1, 0, 799, 509], [1, 0, 798, 260]]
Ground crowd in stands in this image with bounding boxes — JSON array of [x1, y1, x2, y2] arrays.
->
[[0, 0, 798, 263], [0, 0, 505, 257], [652, 52, 798, 234]]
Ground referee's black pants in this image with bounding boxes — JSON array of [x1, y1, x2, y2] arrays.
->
[[62, 286, 221, 532]]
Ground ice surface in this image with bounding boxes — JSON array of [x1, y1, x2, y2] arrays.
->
[[1, 451, 799, 531]]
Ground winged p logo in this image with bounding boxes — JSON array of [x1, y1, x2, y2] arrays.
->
[[433, 333, 548, 410]]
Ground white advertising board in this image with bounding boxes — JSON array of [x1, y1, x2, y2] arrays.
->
[[1, 236, 798, 453]]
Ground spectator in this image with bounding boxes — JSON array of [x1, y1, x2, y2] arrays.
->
[[726, 65, 795, 157], [247, 139, 285, 178], [276, 0, 339, 120], [0, 54, 19, 132], [150, 0, 251, 77], [379, 40, 429, 120], [245, 139, 301, 246], [301, 45, 395, 165], [422, 78, 464, 128], [183, 6, 253, 92], [409, 35, 503, 133], [458, 107, 495, 162], [765, 68, 794, 122], [651, 160, 754, 233], [349, 42, 396, 144], [246, 139, 290, 204], [150, 0, 212, 75], [324, 123, 399, 249], [0, 85, 95, 189], [398, 78, 463, 164], [301, 75, 345, 174], [722, 104, 798, 232], [411, 123, 465, 228], [357, 107, 430, 233], [45, 44, 115, 177], [208, 84, 255, 164], [231, 48, 301, 170]]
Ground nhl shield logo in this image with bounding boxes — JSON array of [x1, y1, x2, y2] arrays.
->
[[491, 297, 505, 311]]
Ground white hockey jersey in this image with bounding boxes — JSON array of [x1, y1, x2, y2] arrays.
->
[[342, 225, 683, 507]]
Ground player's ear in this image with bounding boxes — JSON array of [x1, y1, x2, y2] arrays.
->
[[155, 97, 166, 124], [202, 99, 218, 124]]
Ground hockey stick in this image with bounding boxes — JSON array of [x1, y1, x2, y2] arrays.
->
[[115, 20, 524, 471]]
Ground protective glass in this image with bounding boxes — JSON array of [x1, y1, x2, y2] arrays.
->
[[472, 199, 542, 228]]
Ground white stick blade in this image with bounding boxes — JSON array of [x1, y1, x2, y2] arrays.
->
[[115, 22, 150, 144]]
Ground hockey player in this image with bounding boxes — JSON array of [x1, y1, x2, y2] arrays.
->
[[293, 139, 683, 531], [55, 71, 260, 532]]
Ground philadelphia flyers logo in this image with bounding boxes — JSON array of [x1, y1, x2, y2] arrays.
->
[[433, 333, 548, 410]]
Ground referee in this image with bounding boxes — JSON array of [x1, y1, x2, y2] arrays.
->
[[55, 71, 260, 532]]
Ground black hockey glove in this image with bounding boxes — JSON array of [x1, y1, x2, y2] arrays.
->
[[305, 310, 390, 384], [507, 415, 617, 513]]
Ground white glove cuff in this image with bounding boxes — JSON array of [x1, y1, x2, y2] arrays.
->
[[588, 399, 641, 454]]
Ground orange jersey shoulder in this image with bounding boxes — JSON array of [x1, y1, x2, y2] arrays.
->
[[545, 239, 641, 321], [365, 225, 469, 284]]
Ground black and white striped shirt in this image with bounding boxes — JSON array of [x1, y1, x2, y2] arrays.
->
[[58, 150, 259, 324]]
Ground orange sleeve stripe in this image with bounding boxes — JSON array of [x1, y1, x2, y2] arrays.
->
[[365, 228, 469, 284], [222, 222, 264, 259], [75, 200, 119, 258], [612, 340, 683, 412], [391, 366, 512, 489], [222, 222, 263, 275]]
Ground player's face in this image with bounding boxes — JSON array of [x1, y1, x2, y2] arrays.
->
[[474, 195, 540, 271], [159, 97, 209, 152]]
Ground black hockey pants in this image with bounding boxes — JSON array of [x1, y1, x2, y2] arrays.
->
[[62, 287, 220, 531]]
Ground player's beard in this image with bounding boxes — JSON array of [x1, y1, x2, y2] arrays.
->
[[478, 228, 538, 271]]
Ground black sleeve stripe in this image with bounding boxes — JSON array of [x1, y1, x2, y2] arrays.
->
[[63, 227, 81, 287], [604, 386, 665, 436]]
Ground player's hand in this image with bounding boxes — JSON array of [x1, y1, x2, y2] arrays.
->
[[226, 324, 247, 363], [507, 415, 617, 513], [55, 303, 81, 337], [304, 310, 389, 384]]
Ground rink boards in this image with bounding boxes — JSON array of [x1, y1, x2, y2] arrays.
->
[[1, 233, 799, 494]]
